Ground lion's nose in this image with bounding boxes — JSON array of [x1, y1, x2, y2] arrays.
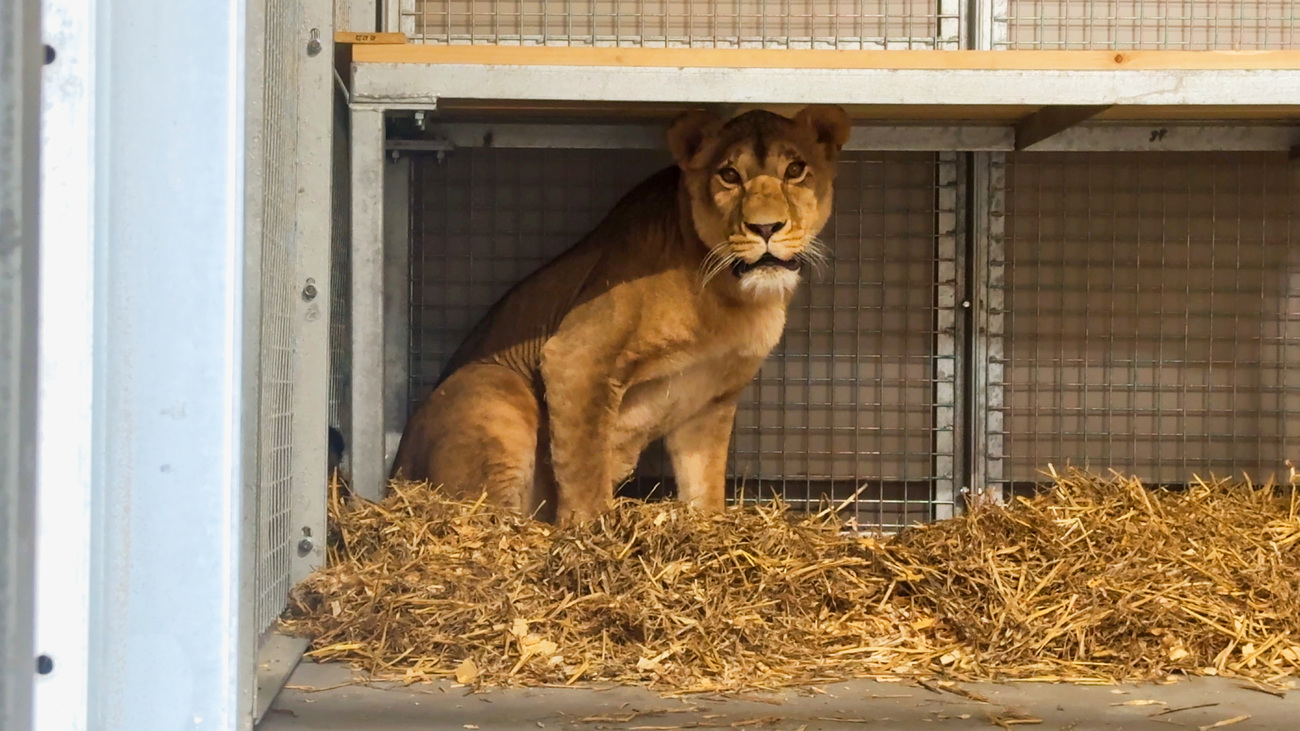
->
[[744, 221, 785, 241]]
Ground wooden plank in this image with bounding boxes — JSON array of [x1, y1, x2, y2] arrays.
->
[[352, 45, 1300, 70], [416, 100, 1300, 124], [335, 31, 407, 45], [1015, 105, 1113, 149], [431, 99, 1039, 122]]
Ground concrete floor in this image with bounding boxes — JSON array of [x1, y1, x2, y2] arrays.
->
[[259, 662, 1297, 731]]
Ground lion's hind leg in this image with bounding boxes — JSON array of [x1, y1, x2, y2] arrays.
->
[[391, 363, 542, 514]]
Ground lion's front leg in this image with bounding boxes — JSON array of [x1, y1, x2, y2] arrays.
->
[[540, 345, 626, 524], [666, 396, 740, 512]]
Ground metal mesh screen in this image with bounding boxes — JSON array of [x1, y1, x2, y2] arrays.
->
[[254, 0, 301, 635], [398, 1, 959, 49], [328, 93, 352, 443], [992, 151, 1300, 489], [408, 149, 956, 529], [999, 1, 1297, 49]]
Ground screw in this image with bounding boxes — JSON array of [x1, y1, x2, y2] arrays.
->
[[961, 300, 972, 309], [302, 281, 318, 301], [37, 655, 53, 675], [298, 537, 313, 556], [306, 29, 322, 57]]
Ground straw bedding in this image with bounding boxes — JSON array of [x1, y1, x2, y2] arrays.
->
[[282, 468, 1300, 692]]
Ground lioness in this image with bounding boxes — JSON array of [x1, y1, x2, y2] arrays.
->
[[390, 105, 851, 523]]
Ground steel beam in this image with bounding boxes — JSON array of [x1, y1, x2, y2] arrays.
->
[[1014, 105, 1113, 150], [352, 63, 1300, 109], [386, 122, 1299, 153]]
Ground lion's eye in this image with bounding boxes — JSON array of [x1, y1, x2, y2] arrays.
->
[[785, 161, 807, 180], [718, 167, 742, 185]]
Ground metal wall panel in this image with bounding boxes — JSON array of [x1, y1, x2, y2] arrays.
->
[[999, 1, 1296, 49], [397, 0, 961, 49], [994, 152, 1299, 488], [407, 149, 956, 529]]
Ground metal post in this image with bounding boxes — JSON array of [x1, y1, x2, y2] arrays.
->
[[969, 0, 1007, 51], [966, 152, 1007, 502], [383, 155, 411, 475], [290, 0, 335, 587], [0, 0, 41, 727], [933, 152, 961, 520], [350, 107, 388, 501], [86, 0, 256, 728]]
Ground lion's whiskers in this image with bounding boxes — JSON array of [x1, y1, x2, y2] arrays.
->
[[698, 241, 737, 289], [800, 236, 831, 278]]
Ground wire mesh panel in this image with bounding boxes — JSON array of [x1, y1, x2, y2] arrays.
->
[[253, 0, 301, 637], [998, 1, 1297, 49], [992, 152, 1299, 490], [329, 94, 352, 447], [397, 1, 960, 49], [407, 148, 955, 529]]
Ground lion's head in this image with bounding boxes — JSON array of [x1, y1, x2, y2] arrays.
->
[[667, 105, 851, 300]]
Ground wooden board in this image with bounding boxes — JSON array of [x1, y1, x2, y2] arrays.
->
[[352, 45, 1300, 71], [419, 100, 1300, 124], [335, 31, 407, 45]]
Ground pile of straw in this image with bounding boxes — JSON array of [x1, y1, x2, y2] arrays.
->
[[282, 468, 1300, 692]]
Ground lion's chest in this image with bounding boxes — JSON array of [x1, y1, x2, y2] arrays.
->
[[610, 293, 788, 447], [616, 359, 741, 436]]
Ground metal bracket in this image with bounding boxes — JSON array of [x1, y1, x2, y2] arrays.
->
[[1014, 105, 1113, 150]]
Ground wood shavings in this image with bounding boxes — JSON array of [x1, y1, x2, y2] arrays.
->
[[1199, 714, 1251, 730], [281, 469, 1300, 693]]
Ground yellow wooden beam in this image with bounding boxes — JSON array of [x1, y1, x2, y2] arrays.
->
[[351, 45, 1300, 71]]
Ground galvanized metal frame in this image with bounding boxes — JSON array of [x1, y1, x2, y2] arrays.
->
[[351, 63, 1300, 109], [393, 123, 1300, 154], [0, 0, 40, 726], [350, 107, 390, 501], [934, 152, 961, 520], [383, 155, 412, 473], [339, 0, 379, 33], [81, 0, 257, 727], [250, 0, 338, 722], [388, 0, 963, 49], [966, 152, 1008, 501], [289, 0, 335, 592]]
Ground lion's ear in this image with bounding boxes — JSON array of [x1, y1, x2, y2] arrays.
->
[[666, 109, 724, 169], [794, 105, 851, 161]]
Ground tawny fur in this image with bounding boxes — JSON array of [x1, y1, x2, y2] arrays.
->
[[390, 105, 852, 523]]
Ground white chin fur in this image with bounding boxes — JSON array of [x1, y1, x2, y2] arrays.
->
[[738, 267, 801, 300]]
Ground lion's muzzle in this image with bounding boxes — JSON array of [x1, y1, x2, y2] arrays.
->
[[731, 252, 803, 277]]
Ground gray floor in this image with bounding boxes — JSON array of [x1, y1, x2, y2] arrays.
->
[[260, 662, 1298, 731]]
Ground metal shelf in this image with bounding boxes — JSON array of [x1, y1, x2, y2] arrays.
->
[[344, 45, 1300, 126]]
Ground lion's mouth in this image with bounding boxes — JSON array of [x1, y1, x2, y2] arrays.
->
[[731, 253, 803, 277]]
